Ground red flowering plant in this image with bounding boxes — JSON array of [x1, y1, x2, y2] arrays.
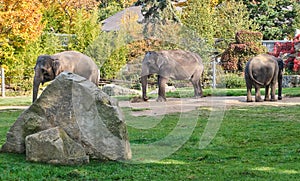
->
[[269, 34, 300, 74]]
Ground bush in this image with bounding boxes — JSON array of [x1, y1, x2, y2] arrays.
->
[[235, 30, 263, 44], [219, 73, 245, 88], [221, 30, 267, 72]]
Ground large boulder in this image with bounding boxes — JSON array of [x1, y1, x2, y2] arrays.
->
[[1, 72, 131, 164], [26, 127, 89, 165]]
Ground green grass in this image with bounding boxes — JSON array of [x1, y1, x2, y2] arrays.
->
[[165, 87, 300, 98], [1, 105, 300, 180], [0, 96, 31, 106], [1, 87, 300, 106]]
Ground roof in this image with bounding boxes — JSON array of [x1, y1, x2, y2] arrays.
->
[[101, 6, 144, 32]]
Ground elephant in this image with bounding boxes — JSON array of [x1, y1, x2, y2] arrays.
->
[[32, 51, 99, 102], [141, 49, 204, 102], [244, 54, 284, 102]]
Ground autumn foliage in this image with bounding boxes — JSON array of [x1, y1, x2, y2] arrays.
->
[[0, 0, 100, 94], [221, 30, 267, 72], [0, 0, 44, 61]]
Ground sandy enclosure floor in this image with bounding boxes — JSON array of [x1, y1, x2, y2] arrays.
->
[[118, 96, 300, 116], [1, 96, 300, 116]]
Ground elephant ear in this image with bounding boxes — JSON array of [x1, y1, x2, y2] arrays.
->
[[51, 57, 62, 76], [154, 52, 164, 68], [35, 55, 49, 69]]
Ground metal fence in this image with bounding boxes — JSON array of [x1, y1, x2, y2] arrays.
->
[[261, 40, 291, 53], [0, 62, 218, 97], [1, 67, 5, 97]]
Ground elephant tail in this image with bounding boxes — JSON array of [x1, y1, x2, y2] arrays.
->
[[248, 60, 265, 86]]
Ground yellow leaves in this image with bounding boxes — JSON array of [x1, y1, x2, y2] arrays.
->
[[0, 0, 44, 48], [121, 10, 143, 39], [121, 0, 137, 8]]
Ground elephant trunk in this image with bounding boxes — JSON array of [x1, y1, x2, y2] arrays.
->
[[141, 75, 148, 101], [32, 73, 41, 103]]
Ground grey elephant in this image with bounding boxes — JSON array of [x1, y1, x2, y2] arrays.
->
[[244, 54, 284, 102], [141, 50, 204, 102], [33, 51, 99, 102]]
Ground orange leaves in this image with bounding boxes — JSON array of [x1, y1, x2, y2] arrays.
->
[[0, 0, 44, 48]]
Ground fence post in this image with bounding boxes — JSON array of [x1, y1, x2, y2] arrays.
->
[[212, 58, 217, 89], [1, 67, 5, 97]]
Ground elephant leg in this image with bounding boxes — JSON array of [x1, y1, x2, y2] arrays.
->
[[270, 83, 277, 101], [278, 73, 283, 100], [157, 75, 168, 102], [264, 85, 270, 101], [141, 76, 149, 101], [255, 86, 263, 102], [190, 76, 203, 98], [246, 82, 253, 102]]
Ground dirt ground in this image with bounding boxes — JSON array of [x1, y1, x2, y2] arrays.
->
[[1, 96, 300, 116], [118, 96, 300, 116]]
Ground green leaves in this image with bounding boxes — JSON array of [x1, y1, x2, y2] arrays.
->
[[244, 0, 300, 40]]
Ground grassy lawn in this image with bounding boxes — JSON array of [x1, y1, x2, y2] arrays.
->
[[1, 87, 300, 106], [0, 103, 300, 180], [0, 96, 32, 106]]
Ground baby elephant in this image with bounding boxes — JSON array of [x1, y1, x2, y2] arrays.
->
[[244, 54, 284, 102]]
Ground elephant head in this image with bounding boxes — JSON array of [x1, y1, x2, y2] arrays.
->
[[32, 55, 60, 102], [141, 51, 164, 101]]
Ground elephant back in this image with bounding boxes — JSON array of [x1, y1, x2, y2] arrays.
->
[[246, 54, 278, 86], [53, 51, 99, 84]]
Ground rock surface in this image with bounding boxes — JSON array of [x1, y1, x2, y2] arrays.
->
[[282, 75, 300, 87], [26, 127, 89, 165], [102, 84, 141, 96], [1, 72, 131, 164]]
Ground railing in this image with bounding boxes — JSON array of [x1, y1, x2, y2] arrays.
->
[[261, 40, 291, 52], [0, 40, 294, 97], [0, 67, 5, 97]]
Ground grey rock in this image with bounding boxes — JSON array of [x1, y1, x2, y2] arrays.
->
[[26, 127, 89, 165], [102, 84, 141, 96], [1, 72, 131, 164], [149, 85, 177, 94], [282, 75, 300, 88]]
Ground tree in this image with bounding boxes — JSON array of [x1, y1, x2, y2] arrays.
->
[[40, 0, 101, 52], [0, 0, 44, 63], [66, 9, 101, 52], [213, 0, 259, 49], [0, 0, 101, 94], [243, 0, 300, 40], [100, 0, 136, 8], [139, 0, 181, 37], [0, 0, 44, 92], [40, 0, 100, 33], [181, 0, 216, 46]]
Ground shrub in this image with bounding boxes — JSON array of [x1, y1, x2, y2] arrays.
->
[[221, 30, 267, 72], [235, 30, 263, 44], [218, 73, 245, 88]]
